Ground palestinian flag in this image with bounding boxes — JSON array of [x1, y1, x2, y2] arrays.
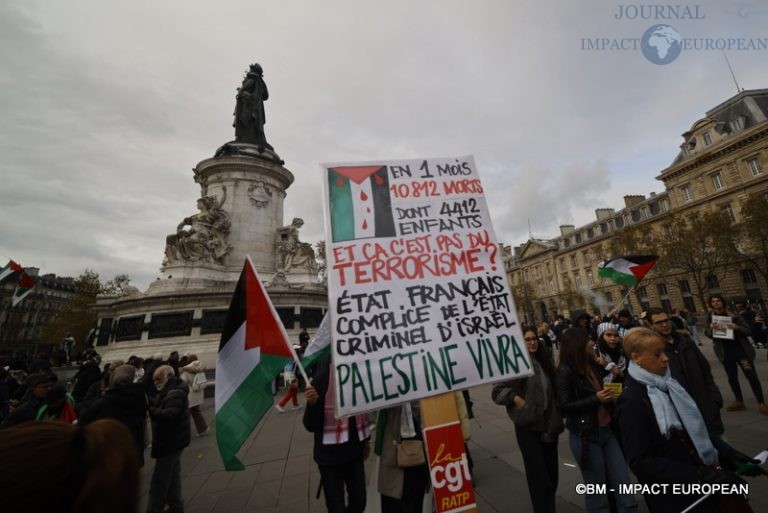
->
[[215, 257, 297, 471], [11, 271, 34, 307], [327, 165, 396, 242], [597, 255, 659, 287], [300, 312, 331, 370], [0, 260, 23, 285]]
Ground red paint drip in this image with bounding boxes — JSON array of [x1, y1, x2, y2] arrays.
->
[[360, 190, 368, 201], [374, 173, 384, 185], [362, 219, 368, 230], [366, 208, 371, 213], [336, 177, 345, 187]]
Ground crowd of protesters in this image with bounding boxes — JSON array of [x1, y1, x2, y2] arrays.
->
[[0, 346, 210, 513], [2, 294, 768, 513]]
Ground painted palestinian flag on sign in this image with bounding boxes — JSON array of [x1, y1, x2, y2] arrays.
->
[[0, 260, 23, 285], [11, 271, 35, 307], [328, 165, 396, 242], [597, 255, 659, 287], [215, 257, 297, 471]]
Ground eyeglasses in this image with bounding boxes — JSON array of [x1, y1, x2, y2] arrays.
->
[[524, 336, 538, 342], [652, 319, 671, 326]]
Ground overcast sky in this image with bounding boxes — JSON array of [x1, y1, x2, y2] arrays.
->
[[2, 0, 767, 289]]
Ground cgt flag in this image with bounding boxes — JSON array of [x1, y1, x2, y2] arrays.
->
[[597, 255, 659, 287], [215, 257, 298, 471]]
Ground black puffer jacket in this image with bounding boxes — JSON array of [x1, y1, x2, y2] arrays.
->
[[149, 377, 190, 458], [79, 382, 148, 464]]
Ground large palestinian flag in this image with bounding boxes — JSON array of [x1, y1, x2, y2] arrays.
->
[[327, 165, 396, 242], [215, 258, 296, 471], [597, 255, 659, 287]]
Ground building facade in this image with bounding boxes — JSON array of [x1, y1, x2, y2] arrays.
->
[[0, 268, 77, 358], [506, 89, 768, 323]]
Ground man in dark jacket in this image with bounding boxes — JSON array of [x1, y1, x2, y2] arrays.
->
[[146, 365, 190, 513], [71, 355, 102, 403], [646, 308, 725, 436], [79, 364, 148, 465]]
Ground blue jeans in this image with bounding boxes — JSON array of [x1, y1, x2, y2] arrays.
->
[[569, 427, 637, 513]]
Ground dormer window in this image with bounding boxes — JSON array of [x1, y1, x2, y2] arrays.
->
[[730, 116, 745, 132], [702, 132, 712, 146]]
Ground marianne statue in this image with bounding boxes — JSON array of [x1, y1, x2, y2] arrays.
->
[[234, 63, 273, 150]]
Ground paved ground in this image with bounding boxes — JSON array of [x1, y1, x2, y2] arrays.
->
[[136, 337, 768, 513]]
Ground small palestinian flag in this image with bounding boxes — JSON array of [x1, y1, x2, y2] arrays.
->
[[0, 260, 23, 285], [11, 271, 35, 307], [215, 257, 298, 471], [597, 255, 659, 287], [327, 165, 396, 242], [300, 312, 331, 371]]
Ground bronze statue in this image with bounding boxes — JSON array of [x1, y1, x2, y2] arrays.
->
[[234, 63, 272, 150]]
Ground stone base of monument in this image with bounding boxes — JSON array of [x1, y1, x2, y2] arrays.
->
[[93, 279, 327, 369]]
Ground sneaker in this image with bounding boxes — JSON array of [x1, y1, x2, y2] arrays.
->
[[197, 427, 211, 437], [275, 405, 286, 413], [759, 403, 768, 416], [726, 401, 746, 411], [292, 404, 304, 410]]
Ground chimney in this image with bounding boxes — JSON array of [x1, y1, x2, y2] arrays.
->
[[623, 195, 646, 208], [595, 208, 615, 221], [559, 225, 575, 236]]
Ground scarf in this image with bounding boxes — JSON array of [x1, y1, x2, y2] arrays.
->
[[628, 361, 717, 466], [322, 367, 370, 445]]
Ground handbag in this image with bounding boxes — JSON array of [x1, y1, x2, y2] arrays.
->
[[396, 439, 426, 468]]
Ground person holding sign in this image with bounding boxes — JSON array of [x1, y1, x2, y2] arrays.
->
[[555, 327, 637, 513], [492, 326, 563, 513], [303, 358, 370, 513], [704, 294, 767, 415], [617, 327, 764, 513]]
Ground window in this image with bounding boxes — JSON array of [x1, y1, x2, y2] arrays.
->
[[574, 274, 581, 288], [583, 251, 590, 265], [549, 279, 555, 294], [571, 255, 577, 268], [679, 280, 691, 293], [546, 263, 551, 274], [741, 269, 758, 285], [730, 117, 745, 132], [706, 274, 721, 291], [721, 204, 735, 222], [586, 271, 594, 286], [681, 185, 693, 202], [681, 145, 691, 157], [640, 206, 650, 218], [748, 158, 763, 176], [656, 283, 668, 296], [702, 132, 712, 146], [679, 279, 696, 312], [660, 198, 670, 212], [712, 172, 725, 190]]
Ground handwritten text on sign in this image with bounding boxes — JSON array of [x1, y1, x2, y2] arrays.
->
[[322, 156, 532, 416]]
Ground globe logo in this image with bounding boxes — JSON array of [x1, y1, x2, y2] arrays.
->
[[641, 24, 682, 65]]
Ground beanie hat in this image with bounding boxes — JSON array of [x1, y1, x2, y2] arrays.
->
[[596, 322, 618, 339]]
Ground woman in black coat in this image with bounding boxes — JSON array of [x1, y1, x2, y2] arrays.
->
[[617, 327, 761, 513], [555, 327, 637, 513]]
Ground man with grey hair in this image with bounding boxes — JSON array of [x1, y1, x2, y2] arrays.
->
[[79, 364, 148, 465], [147, 365, 190, 513]]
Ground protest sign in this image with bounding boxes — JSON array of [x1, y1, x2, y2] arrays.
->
[[322, 155, 532, 416]]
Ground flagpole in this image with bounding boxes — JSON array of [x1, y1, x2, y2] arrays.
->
[[618, 285, 636, 308]]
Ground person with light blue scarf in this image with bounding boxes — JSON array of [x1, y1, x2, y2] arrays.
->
[[617, 327, 764, 513]]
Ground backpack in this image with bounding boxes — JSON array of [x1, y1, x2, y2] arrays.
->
[[191, 372, 207, 392]]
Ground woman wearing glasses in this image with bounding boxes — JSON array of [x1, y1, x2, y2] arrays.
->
[[492, 326, 563, 513]]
